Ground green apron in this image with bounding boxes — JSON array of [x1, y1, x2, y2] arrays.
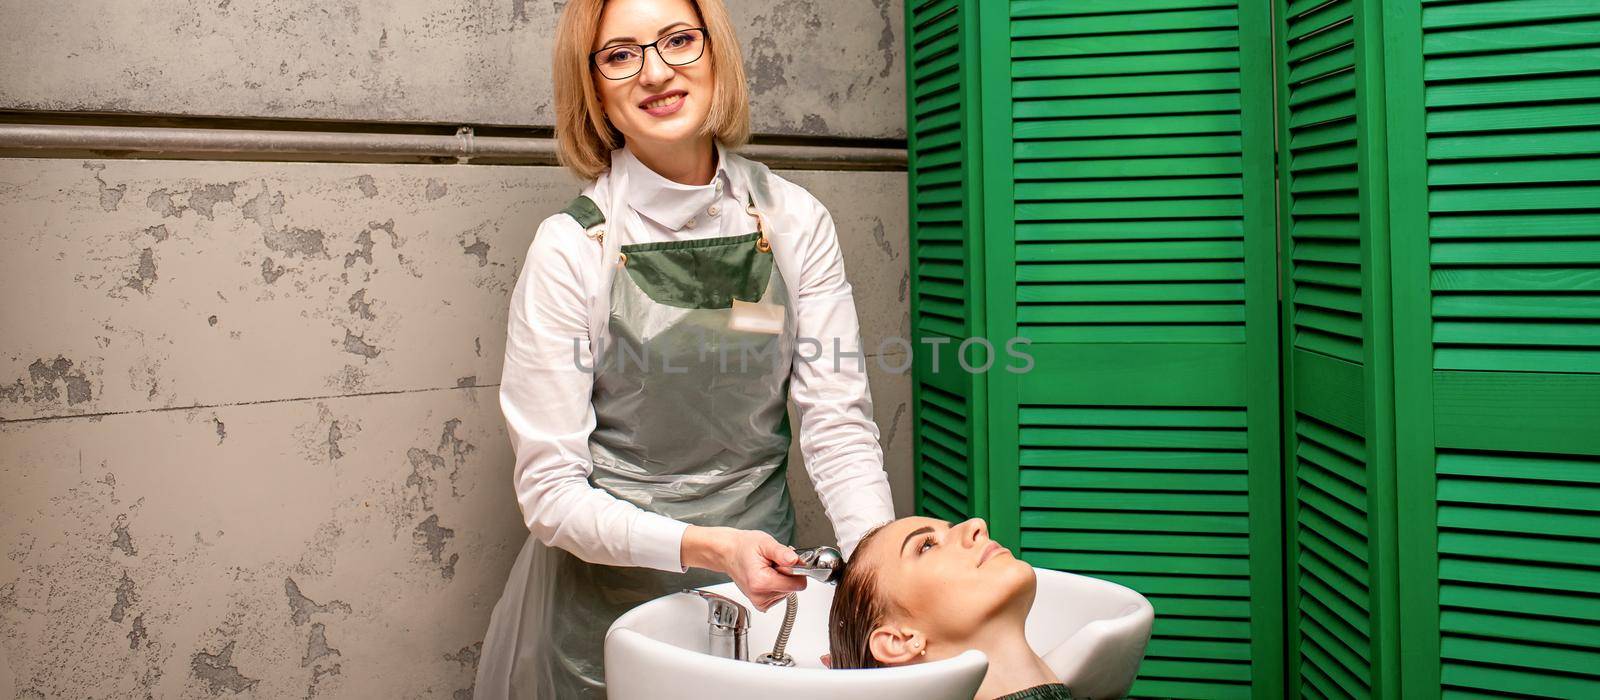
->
[[482, 185, 799, 699]]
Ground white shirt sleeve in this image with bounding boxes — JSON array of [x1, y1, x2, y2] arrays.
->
[[500, 213, 689, 573], [783, 189, 898, 558]]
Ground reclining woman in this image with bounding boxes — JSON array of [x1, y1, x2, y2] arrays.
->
[[827, 516, 1072, 700]]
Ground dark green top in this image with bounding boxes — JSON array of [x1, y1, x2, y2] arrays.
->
[[994, 682, 1074, 700]]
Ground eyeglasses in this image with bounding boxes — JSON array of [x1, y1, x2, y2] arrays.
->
[[590, 27, 708, 81]]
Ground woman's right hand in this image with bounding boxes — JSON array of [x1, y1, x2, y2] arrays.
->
[[682, 525, 807, 612]]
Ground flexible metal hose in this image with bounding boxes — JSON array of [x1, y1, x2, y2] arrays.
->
[[771, 593, 799, 662]]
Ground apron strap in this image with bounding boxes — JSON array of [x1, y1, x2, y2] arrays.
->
[[561, 195, 606, 230]]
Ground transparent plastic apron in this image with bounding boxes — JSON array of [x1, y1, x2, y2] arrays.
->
[[475, 191, 797, 699]]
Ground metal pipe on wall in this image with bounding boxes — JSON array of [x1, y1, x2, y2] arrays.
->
[[0, 123, 907, 170]]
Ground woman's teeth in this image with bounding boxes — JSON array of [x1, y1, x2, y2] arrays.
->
[[644, 94, 683, 110]]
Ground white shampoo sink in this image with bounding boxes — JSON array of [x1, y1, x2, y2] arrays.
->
[[604, 567, 1153, 700]]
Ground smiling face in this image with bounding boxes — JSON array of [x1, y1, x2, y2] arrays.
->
[[591, 0, 715, 153]]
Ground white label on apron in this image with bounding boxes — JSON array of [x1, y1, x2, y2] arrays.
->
[[729, 299, 785, 335]]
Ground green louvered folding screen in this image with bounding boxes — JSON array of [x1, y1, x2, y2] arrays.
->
[[905, 0, 1600, 697], [907, 0, 988, 524], [966, 1, 1285, 697], [1274, 0, 1402, 697], [1389, 0, 1600, 697]]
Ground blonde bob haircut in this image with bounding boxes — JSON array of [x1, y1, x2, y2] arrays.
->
[[553, 0, 752, 181]]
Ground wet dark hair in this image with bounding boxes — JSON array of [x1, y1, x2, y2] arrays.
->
[[827, 523, 892, 669]]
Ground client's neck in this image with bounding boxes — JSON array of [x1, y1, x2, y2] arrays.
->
[[963, 623, 1058, 700]]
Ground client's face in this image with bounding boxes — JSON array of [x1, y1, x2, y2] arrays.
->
[[866, 516, 1035, 642]]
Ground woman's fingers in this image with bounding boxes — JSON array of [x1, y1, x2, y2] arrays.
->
[[720, 529, 809, 612], [762, 538, 801, 566]]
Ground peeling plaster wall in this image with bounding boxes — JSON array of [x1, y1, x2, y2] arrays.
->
[[1, 1, 909, 695], [0, 0, 906, 139], [0, 158, 909, 697]]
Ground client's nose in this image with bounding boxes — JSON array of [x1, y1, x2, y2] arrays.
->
[[957, 517, 989, 546]]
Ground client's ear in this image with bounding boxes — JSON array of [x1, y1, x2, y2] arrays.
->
[[866, 624, 926, 666]]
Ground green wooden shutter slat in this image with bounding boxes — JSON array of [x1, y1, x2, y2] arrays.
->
[[1431, 187, 1600, 214], [1023, 530, 1248, 556], [1440, 584, 1600, 624], [1022, 509, 1250, 534], [1022, 469, 1249, 493], [1289, 168, 1359, 194], [1288, 117, 1358, 151], [1432, 267, 1600, 292], [1432, 210, 1600, 238], [1016, 113, 1243, 141], [1012, 30, 1239, 58], [1429, 154, 1600, 186], [1287, 0, 1353, 40], [1016, 155, 1244, 180], [1293, 261, 1363, 288], [1012, 0, 1237, 17], [1032, 550, 1251, 577], [1287, 69, 1356, 108], [1019, 304, 1246, 325], [1016, 218, 1245, 241], [1427, 46, 1600, 82], [1015, 177, 1244, 200], [1014, 71, 1241, 100], [1012, 50, 1241, 81], [1440, 663, 1600, 699], [1021, 282, 1245, 303], [1139, 658, 1254, 683], [1286, 18, 1354, 63], [1438, 476, 1600, 512], [1424, 18, 1600, 55], [1420, 0, 1600, 30], [1013, 9, 1240, 38], [1015, 261, 1245, 283], [1024, 447, 1248, 469], [1021, 489, 1248, 513], [1018, 92, 1244, 121], [1439, 531, 1600, 568], [1016, 134, 1242, 160], [1426, 74, 1600, 109], [1296, 285, 1364, 315], [1442, 636, 1600, 680], [1015, 239, 1243, 261], [1442, 610, 1600, 649], [1433, 238, 1600, 264], [1440, 503, 1599, 540], [1434, 320, 1600, 346], [1441, 557, 1600, 596]]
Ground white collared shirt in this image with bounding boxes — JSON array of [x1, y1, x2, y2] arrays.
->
[[499, 144, 896, 572]]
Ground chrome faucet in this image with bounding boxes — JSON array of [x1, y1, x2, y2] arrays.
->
[[684, 546, 845, 666], [681, 589, 750, 661]]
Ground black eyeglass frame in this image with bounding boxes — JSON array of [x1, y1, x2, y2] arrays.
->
[[589, 27, 710, 81]]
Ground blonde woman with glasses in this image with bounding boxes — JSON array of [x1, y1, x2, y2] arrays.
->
[[473, 0, 896, 696]]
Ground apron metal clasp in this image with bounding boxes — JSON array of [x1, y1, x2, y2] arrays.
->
[[748, 205, 771, 254]]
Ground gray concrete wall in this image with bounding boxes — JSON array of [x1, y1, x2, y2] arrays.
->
[[0, 0, 905, 139], [0, 1, 909, 697]]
